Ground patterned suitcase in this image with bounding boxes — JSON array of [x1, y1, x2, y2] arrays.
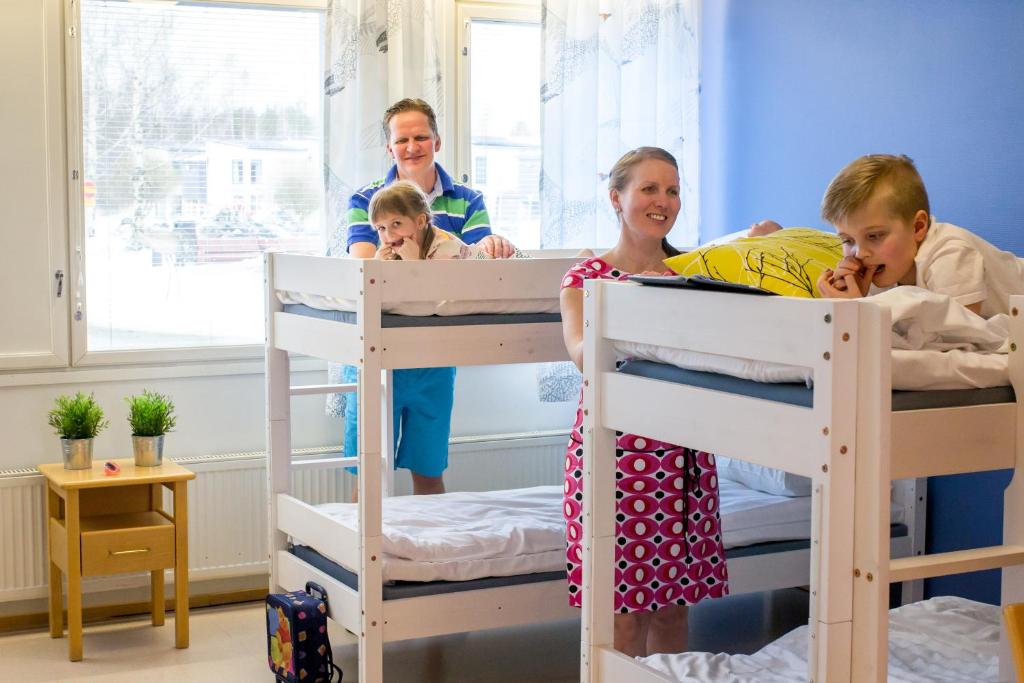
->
[[266, 581, 343, 682]]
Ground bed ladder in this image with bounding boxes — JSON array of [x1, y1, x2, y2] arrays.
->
[[889, 545, 1024, 583]]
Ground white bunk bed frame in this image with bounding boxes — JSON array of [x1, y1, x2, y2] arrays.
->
[[266, 252, 581, 683], [580, 280, 1024, 683]]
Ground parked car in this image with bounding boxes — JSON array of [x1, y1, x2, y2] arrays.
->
[[194, 218, 319, 263]]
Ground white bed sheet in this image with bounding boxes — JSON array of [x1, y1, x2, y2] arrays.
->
[[302, 481, 903, 583], [277, 290, 560, 316], [315, 486, 566, 583], [639, 595, 998, 682], [615, 286, 1011, 391], [717, 478, 904, 549]]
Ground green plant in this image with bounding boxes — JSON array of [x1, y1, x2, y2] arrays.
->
[[48, 392, 109, 440], [126, 390, 177, 436]]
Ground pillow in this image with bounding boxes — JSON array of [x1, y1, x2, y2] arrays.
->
[[715, 456, 812, 497], [665, 228, 843, 298]]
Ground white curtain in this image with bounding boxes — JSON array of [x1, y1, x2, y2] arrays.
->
[[323, 0, 444, 416], [540, 0, 700, 249], [324, 0, 445, 259]]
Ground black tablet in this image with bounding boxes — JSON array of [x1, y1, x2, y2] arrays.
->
[[626, 274, 776, 296]]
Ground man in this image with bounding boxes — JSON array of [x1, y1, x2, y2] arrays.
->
[[344, 98, 512, 258], [336, 98, 514, 496]]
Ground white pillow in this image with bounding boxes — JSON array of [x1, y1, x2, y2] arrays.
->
[[715, 456, 811, 497]]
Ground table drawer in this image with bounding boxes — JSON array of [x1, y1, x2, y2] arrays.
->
[[81, 524, 175, 576]]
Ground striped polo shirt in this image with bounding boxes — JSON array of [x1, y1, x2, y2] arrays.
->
[[342, 163, 492, 252]]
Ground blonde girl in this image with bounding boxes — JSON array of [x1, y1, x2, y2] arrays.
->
[[370, 181, 510, 261]]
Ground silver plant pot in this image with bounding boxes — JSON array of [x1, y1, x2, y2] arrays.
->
[[132, 435, 165, 467], [61, 438, 94, 470]]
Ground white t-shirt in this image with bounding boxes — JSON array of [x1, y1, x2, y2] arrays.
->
[[914, 220, 1024, 318]]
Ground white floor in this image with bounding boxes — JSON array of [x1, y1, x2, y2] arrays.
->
[[3, 603, 581, 683], [4, 589, 809, 682]]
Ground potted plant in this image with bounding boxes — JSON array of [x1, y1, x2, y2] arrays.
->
[[48, 392, 108, 470], [126, 390, 176, 466]]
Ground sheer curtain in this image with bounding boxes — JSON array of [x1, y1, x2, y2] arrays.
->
[[323, 0, 445, 259], [323, 0, 445, 416], [540, 0, 700, 250]]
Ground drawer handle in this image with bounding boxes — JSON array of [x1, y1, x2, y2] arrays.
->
[[109, 548, 150, 557]]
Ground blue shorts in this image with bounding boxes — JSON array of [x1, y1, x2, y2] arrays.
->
[[342, 365, 456, 478]]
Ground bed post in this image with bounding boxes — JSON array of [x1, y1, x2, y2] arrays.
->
[[850, 300, 893, 683], [894, 477, 927, 604], [806, 298, 861, 683], [265, 251, 291, 592], [357, 259, 385, 683], [581, 279, 618, 682], [382, 368, 396, 497], [1002, 295, 1024, 682]]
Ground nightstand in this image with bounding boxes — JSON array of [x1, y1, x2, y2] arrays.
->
[[38, 458, 195, 661]]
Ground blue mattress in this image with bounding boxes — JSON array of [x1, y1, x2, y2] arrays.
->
[[283, 303, 561, 328], [289, 545, 564, 600], [618, 359, 1015, 411], [726, 524, 907, 559]]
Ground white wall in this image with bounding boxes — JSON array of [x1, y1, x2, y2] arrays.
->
[[0, 363, 574, 471]]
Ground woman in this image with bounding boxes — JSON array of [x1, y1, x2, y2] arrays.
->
[[560, 147, 729, 657]]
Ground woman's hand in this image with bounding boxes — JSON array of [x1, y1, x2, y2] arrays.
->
[[477, 234, 515, 259]]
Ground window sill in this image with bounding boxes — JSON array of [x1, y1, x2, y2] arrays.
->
[[0, 356, 326, 388]]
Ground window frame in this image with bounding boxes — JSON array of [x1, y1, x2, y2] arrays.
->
[[64, 0, 328, 367], [453, 1, 541, 190]]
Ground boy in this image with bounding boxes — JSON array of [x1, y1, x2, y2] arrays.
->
[[816, 154, 1024, 318]]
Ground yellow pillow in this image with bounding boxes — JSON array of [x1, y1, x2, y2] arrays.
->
[[664, 228, 843, 298]]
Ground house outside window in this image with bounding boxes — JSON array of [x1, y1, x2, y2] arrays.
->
[[77, 0, 326, 358]]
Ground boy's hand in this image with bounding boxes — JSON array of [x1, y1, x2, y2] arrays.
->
[[817, 270, 862, 298], [827, 256, 876, 296], [831, 256, 861, 289]]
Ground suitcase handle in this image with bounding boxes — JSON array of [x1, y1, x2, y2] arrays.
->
[[305, 581, 328, 606]]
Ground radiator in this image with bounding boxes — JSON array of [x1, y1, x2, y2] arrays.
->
[[0, 432, 567, 603]]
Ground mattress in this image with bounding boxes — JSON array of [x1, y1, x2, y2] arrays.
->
[[282, 303, 561, 327], [639, 595, 998, 682], [308, 486, 566, 583], [289, 545, 566, 601], [616, 282, 1011, 391], [288, 482, 906, 584], [618, 359, 1016, 410], [717, 478, 904, 549], [278, 293, 560, 317]]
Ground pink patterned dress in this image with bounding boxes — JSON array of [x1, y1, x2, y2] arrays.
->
[[562, 257, 729, 613]]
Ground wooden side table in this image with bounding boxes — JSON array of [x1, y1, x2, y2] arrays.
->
[[38, 458, 196, 661]]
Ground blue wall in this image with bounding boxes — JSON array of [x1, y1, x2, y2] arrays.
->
[[700, 0, 1024, 604]]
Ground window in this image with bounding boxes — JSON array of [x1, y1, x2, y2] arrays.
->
[[456, 3, 541, 249], [76, 1, 325, 357], [474, 155, 488, 185]]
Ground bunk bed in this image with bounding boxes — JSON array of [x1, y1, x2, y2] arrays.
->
[[580, 280, 1024, 683], [266, 252, 580, 683], [264, 253, 920, 682]]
